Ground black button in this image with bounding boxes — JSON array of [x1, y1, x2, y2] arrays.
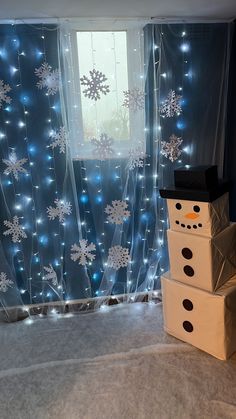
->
[[198, 223, 202, 227], [176, 203, 182, 210], [182, 299, 193, 311], [181, 248, 193, 260], [187, 225, 191, 229], [181, 223, 185, 228], [193, 225, 197, 229], [193, 205, 200, 213], [175, 220, 179, 225], [183, 321, 193, 332], [183, 265, 194, 277]]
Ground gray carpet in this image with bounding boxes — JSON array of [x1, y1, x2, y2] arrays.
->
[[0, 302, 236, 419]]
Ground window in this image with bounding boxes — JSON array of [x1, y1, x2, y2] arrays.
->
[[66, 22, 145, 160]]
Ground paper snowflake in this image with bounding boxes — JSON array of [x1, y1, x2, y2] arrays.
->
[[160, 90, 182, 118], [49, 127, 68, 154], [70, 240, 96, 266], [47, 199, 72, 224], [105, 200, 130, 225], [107, 245, 130, 270], [91, 133, 115, 160], [123, 88, 145, 112], [161, 134, 183, 162], [127, 144, 146, 170], [3, 216, 27, 243], [2, 151, 28, 180], [0, 80, 11, 109], [80, 69, 110, 101], [43, 264, 58, 286], [35, 62, 59, 96], [0, 272, 14, 292]]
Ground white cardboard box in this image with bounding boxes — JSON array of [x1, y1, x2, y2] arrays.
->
[[166, 193, 229, 238], [161, 272, 236, 360], [167, 223, 236, 292]]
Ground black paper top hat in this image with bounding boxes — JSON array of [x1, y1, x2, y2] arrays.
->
[[159, 165, 230, 202]]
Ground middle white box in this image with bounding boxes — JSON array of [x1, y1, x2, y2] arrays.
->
[[167, 223, 236, 292]]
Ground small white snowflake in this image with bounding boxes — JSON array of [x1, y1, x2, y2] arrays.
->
[[0, 80, 11, 109], [43, 264, 58, 286], [91, 133, 115, 160], [161, 134, 183, 162], [2, 151, 28, 180], [0, 272, 14, 292], [3, 216, 27, 243], [47, 199, 72, 224], [35, 62, 59, 96], [107, 245, 130, 270], [105, 200, 130, 225], [127, 144, 146, 170], [160, 90, 182, 118], [80, 69, 110, 101], [49, 127, 68, 154], [123, 88, 145, 112], [70, 240, 96, 266]]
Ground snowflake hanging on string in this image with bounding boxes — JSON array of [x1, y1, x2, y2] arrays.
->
[[35, 62, 59, 96], [105, 200, 130, 225], [0, 272, 13, 293], [160, 90, 182, 118], [122, 88, 145, 112], [91, 133, 115, 160], [49, 127, 68, 154], [127, 144, 146, 170], [43, 264, 58, 286], [3, 216, 27, 243], [47, 199, 72, 224], [80, 69, 110, 101], [70, 240, 96, 266], [161, 134, 183, 162], [2, 151, 28, 180], [0, 80, 11, 109], [107, 245, 130, 270]]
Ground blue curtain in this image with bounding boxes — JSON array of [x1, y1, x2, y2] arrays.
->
[[0, 21, 233, 317]]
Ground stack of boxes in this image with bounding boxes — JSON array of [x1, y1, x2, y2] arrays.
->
[[160, 166, 236, 360]]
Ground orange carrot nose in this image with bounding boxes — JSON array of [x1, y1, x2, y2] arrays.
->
[[185, 213, 199, 220]]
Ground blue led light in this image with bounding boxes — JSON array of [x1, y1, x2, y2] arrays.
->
[[80, 194, 89, 204], [176, 120, 186, 130], [95, 195, 103, 203]]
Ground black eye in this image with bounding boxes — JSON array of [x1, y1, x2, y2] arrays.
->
[[193, 205, 200, 213], [176, 203, 182, 210]]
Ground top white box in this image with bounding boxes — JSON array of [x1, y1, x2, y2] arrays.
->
[[166, 192, 229, 237]]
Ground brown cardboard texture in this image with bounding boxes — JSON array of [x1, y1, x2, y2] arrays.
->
[[166, 192, 229, 237], [167, 223, 236, 292], [161, 272, 236, 360]]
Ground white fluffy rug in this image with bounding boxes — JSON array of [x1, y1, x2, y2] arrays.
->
[[0, 302, 236, 419]]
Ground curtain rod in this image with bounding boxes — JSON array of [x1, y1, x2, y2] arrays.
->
[[0, 16, 233, 25]]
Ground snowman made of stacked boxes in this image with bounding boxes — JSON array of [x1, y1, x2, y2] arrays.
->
[[160, 165, 236, 360]]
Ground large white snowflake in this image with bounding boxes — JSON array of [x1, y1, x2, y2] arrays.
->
[[123, 88, 145, 112], [3, 216, 27, 243], [91, 133, 115, 160], [43, 264, 58, 286], [107, 245, 130, 270], [70, 240, 96, 266], [105, 200, 130, 225], [160, 90, 182, 118], [49, 127, 68, 154], [161, 134, 183, 162], [127, 144, 146, 170], [0, 272, 14, 292], [80, 69, 110, 101], [0, 80, 11, 109], [2, 151, 28, 180], [47, 199, 72, 224], [35, 62, 59, 96]]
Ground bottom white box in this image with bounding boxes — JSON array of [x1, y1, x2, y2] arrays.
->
[[161, 272, 236, 360]]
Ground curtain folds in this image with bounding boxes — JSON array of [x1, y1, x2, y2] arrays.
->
[[0, 20, 233, 320]]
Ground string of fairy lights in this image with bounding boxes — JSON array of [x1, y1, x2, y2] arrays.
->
[[0, 21, 192, 316]]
